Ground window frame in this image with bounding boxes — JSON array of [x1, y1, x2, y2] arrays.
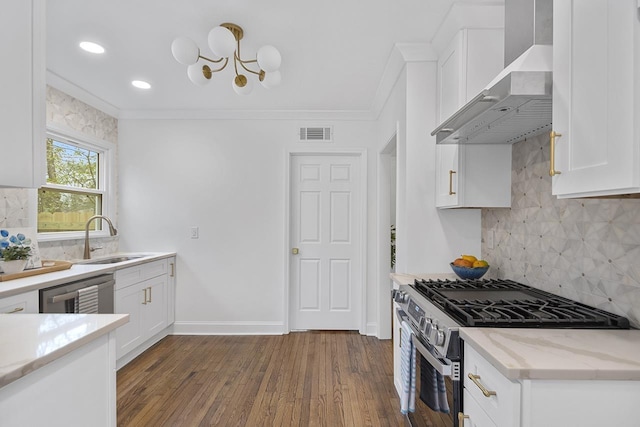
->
[[35, 124, 116, 242]]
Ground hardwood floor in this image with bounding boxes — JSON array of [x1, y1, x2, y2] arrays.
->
[[117, 331, 407, 426]]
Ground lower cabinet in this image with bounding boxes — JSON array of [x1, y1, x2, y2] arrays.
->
[[462, 341, 640, 427], [114, 257, 175, 364], [0, 290, 38, 314]]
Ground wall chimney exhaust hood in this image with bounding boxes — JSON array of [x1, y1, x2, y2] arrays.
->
[[432, 0, 553, 145]]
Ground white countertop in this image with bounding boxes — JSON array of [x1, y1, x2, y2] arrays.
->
[[0, 313, 129, 388], [0, 252, 176, 299], [461, 328, 640, 381], [393, 271, 640, 382]]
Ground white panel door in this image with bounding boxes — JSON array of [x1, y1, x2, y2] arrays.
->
[[290, 154, 362, 330]]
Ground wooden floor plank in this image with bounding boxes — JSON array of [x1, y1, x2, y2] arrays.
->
[[117, 332, 406, 426]]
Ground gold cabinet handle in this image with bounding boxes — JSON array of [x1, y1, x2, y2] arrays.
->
[[458, 412, 469, 425], [549, 131, 562, 176], [170, 262, 175, 277], [6, 306, 24, 314], [147, 287, 152, 303], [142, 288, 148, 305], [449, 170, 457, 195], [468, 373, 496, 397], [292, 248, 299, 255]]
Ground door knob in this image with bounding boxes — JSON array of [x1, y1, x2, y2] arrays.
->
[[292, 248, 299, 255]]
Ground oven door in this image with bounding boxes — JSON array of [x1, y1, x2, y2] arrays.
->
[[397, 310, 462, 427]]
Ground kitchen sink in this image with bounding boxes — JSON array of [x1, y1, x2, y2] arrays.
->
[[80, 255, 146, 265]]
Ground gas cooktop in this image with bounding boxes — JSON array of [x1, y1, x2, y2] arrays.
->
[[412, 278, 630, 329]]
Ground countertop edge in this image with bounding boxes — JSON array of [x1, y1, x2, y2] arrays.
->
[[460, 328, 640, 381], [0, 313, 129, 388], [0, 252, 176, 299]]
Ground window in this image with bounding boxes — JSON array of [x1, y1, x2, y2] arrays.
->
[[37, 130, 114, 238]]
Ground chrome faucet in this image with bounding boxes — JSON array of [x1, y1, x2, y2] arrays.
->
[[83, 215, 118, 259]]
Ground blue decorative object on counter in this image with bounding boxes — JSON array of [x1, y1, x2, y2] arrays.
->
[[450, 263, 489, 280]]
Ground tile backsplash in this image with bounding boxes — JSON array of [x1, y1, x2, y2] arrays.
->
[[0, 86, 119, 261], [482, 133, 640, 328]]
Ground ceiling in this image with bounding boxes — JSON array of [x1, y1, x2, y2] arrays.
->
[[46, 0, 491, 117]]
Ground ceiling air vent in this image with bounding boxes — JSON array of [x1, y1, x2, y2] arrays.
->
[[299, 127, 332, 142]]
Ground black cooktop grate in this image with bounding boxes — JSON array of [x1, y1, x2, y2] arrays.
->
[[412, 278, 630, 328]]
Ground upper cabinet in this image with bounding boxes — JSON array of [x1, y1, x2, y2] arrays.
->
[[435, 28, 512, 209], [551, 0, 640, 198], [436, 144, 512, 209], [0, 0, 45, 188], [438, 28, 505, 123]]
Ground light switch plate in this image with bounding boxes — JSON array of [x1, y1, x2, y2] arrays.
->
[[487, 230, 495, 249], [190, 226, 199, 239]]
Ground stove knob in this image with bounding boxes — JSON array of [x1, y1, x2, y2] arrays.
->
[[434, 328, 446, 346], [392, 290, 406, 303]]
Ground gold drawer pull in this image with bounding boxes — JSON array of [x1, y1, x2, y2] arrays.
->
[[549, 130, 562, 176], [458, 412, 469, 425], [468, 373, 496, 397], [142, 288, 148, 305], [6, 306, 24, 314], [449, 170, 457, 195]]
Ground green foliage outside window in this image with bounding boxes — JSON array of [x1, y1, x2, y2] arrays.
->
[[38, 138, 103, 232]]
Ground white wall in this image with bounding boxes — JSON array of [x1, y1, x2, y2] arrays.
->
[[117, 119, 378, 334]]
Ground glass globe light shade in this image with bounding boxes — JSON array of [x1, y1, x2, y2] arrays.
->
[[260, 70, 282, 89], [208, 26, 237, 58], [187, 64, 211, 86], [257, 45, 281, 72], [171, 37, 200, 65], [232, 74, 254, 95]]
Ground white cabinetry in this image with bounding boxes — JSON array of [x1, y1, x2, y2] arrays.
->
[[435, 28, 511, 209], [167, 256, 176, 325], [436, 144, 511, 208], [392, 301, 401, 396], [462, 343, 520, 427], [0, 0, 45, 188], [438, 29, 504, 123], [0, 290, 38, 314], [552, 0, 640, 198], [462, 340, 640, 427], [114, 259, 170, 363]]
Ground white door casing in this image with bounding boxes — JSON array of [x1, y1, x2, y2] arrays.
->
[[287, 152, 365, 331]]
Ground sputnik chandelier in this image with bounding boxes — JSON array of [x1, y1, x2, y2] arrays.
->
[[171, 23, 282, 95]]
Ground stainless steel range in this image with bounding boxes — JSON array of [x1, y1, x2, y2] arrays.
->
[[393, 278, 630, 427]]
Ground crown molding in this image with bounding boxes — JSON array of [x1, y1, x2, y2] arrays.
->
[[369, 43, 437, 120], [431, 2, 505, 54], [117, 108, 375, 121], [46, 70, 121, 119]]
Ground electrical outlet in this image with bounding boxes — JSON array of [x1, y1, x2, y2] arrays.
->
[[487, 230, 495, 249], [190, 226, 199, 239]]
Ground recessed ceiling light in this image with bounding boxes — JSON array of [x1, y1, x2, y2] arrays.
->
[[79, 41, 105, 54], [131, 80, 151, 90]]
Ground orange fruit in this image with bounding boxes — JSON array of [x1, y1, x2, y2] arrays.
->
[[453, 258, 473, 268]]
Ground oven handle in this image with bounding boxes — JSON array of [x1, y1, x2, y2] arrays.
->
[[49, 280, 115, 304], [396, 308, 456, 378], [413, 335, 454, 378]]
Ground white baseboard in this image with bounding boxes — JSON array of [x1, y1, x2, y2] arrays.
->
[[366, 322, 378, 337], [171, 321, 286, 335]]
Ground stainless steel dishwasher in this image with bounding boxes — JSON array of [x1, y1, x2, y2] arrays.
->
[[39, 273, 115, 313]]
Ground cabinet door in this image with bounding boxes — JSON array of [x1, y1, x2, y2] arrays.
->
[[436, 145, 460, 207], [141, 275, 168, 338], [0, 0, 45, 188], [461, 389, 499, 427], [114, 283, 144, 360], [552, 0, 640, 197], [0, 290, 38, 314]]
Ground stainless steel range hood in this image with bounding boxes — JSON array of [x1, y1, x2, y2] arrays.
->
[[432, 0, 553, 145]]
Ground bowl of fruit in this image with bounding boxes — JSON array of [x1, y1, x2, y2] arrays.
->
[[450, 255, 489, 280]]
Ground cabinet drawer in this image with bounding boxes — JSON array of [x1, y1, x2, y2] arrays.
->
[[0, 290, 38, 314], [464, 343, 520, 427], [115, 259, 168, 290], [462, 389, 498, 427]]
